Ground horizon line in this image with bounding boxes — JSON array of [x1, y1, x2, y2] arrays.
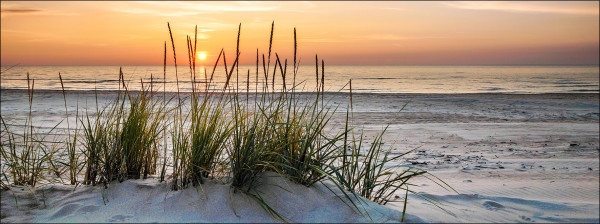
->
[[2, 64, 599, 67]]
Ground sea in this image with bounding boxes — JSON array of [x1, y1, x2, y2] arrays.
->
[[1, 65, 598, 94]]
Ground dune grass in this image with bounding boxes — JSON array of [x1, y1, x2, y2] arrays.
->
[[0, 74, 61, 189], [78, 69, 173, 187], [0, 22, 454, 222]]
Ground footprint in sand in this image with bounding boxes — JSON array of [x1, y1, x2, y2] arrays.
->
[[482, 201, 504, 211]]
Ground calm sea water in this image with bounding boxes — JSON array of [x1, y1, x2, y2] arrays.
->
[[1, 65, 598, 94]]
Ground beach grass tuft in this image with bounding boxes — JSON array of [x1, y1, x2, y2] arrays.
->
[[1, 74, 60, 189]]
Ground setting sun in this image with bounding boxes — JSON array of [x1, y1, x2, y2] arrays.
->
[[196, 52, 207, 61]]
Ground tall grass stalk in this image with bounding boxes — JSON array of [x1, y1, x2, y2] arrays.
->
[[59, 73, 82, 185]]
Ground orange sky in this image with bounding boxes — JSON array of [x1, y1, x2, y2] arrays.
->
[[1, 1, 599, 66]]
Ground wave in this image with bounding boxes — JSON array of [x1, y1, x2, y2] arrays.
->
[[570, 89, 600, 92], [355, 78, 402, 80], [66, 80, 121, 84], [479, 87, 505, 91], [554, 84, 599, 88]]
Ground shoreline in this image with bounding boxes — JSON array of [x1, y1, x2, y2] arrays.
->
[[1, 87, 599, 96]]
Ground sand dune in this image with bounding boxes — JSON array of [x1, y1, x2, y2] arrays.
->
[[1, 173, 420, 223]]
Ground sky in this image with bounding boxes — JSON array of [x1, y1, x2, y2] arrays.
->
[[1, 1, 599, 66]]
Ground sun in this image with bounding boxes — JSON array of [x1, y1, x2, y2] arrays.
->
[[196, 52, 207, 61]]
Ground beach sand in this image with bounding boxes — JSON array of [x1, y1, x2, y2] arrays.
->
[[1, 90, 598, 222]]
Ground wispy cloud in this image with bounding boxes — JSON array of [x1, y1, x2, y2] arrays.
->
[[0, 7, 79, 18], [183, 33, 210, 40], [1, 9, 43, 13], [0, 1, 82, 18], [444, 1, 599, 15], [1, 7, 43, 18]]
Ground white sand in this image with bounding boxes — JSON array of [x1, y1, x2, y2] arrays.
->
[[1, 90, 598, 223], [1, 172, 420, 223]]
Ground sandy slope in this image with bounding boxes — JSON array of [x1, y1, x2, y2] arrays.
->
[[1, 91, 598, 222], [1, 173, 420, 223]]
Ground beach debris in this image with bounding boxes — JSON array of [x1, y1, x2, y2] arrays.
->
[[409, 161, 428, 165]]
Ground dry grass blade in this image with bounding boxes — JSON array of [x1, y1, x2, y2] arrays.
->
[[293, 28, 297, 72], [267, 21, 274, 80], [256, 48, 259, 95], [275, 53, 286, 91], [271, 58, 278, 93], [247, 69, 250, 104], [194, 25, 198, 79], [349, 79, 353, 111], [236, 23, 241, 62], [187, 35, 193, 78], [283, 59, 287, 92], [224, 52, 240, 91], [262, 54, 267, 91], [315, 55, 319, 92], [204, 67, 208, 92], [321, 60, 325, 93], [163, 41, 167, 98], [236, 24, 241, 93], [167, 22, 181, 102], [59, 73, 80, 185], [275, 54, 282, 90], [209, 49, 224, 86], [222, 50, 228, 82]]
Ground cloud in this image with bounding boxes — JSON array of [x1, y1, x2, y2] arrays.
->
[[184, 33, 211, 40], [444, 1, 599, 15], [0, 6, 79, 18], [1, 7, 44, 18], [1, 9, 43, 13]]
